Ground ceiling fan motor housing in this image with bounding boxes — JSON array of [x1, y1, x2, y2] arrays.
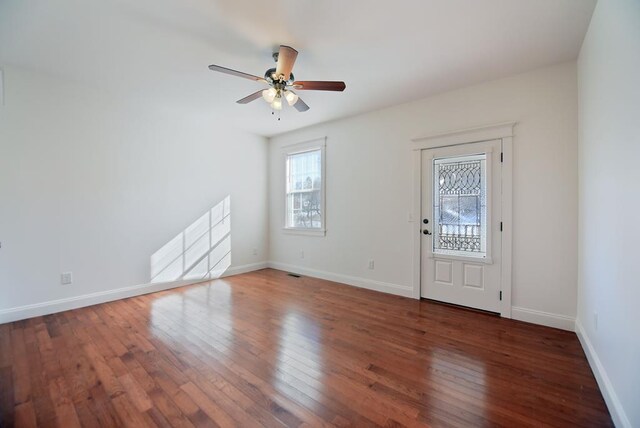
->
[[265, 67, 294, 84]]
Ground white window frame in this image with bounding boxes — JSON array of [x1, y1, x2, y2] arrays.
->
[[282, 137, 327, 237]]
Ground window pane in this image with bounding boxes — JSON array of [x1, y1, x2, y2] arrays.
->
[[433, 154, 486, 257], [286, 149, 322, 229]]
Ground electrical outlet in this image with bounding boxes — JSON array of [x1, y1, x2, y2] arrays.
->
[[300, 250, 305, 259], [252, 248, 258, 256], [594, 312, 598, 331], [368, 260, 375, 270], [61, 272, 73, 285]]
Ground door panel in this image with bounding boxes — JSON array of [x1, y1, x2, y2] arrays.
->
[[421, 140, 502, 312]]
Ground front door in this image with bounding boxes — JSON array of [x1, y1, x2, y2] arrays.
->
[[420, 139, 502, 313]]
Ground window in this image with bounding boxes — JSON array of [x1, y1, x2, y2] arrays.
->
[[433, 154, 487, 258], [284, 139, 326, 235]]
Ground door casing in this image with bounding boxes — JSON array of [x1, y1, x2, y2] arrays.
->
[[411, 123, 515, 318]]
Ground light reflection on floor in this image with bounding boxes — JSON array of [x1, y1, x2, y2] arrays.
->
[[273, 311, 325, 403], [150, 280, 328, 407], [423, 346, 487, 422], [149, 280, 235, 363]]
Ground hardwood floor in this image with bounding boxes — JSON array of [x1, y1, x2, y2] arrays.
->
[[0, 269, 612, 427]]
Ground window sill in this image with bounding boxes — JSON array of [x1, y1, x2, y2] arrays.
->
[[282, 228, 326, 237]]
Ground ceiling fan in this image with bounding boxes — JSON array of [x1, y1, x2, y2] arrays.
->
[[208, 45, 346, 113]]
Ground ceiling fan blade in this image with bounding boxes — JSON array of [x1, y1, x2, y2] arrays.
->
[[275, 45, 298, 81], [208, 64, 267, 83], [236, 90, 264, 104], [292, 81, 346, 91], [293, 96, 310, 112]]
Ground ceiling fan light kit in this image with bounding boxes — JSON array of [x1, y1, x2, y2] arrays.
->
[[284, 90, 298, 106], [208, 45, 346, 117]]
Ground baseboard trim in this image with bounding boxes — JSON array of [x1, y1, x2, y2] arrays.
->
[[575, 319, 630, 428], [0, 262, 268, 324], [223, 261, 268, 277], [267, 261, 414, 298], [511, 306, 575, 331]]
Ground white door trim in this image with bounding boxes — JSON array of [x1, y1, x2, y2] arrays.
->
[[411, 122, 515, 318]]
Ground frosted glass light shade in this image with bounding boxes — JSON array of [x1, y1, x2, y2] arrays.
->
[[271, 97, 283, 110], [285, 91, 299, 106], [262, 88, 277, 103]]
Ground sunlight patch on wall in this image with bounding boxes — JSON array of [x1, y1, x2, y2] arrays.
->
[[150, 195, 231, 283]]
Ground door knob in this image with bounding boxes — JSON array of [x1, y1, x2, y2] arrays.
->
[[423, 219, 429, 224], [423, 229, 432, 235]]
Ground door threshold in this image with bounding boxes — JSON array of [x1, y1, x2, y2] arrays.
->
[[421, 298, 500, 317]]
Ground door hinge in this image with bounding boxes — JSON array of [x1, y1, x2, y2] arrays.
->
[[500, 152, 504, 162], [500, 221, 503, 232], [499, 291, 503, 301]]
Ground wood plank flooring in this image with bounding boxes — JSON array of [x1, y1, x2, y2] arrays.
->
[[0, 269, 612, 427]]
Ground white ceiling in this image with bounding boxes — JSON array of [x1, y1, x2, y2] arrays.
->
[[0, 0, 596, 137]]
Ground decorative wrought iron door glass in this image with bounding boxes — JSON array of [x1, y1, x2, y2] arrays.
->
[[433, 154, 487, 258]]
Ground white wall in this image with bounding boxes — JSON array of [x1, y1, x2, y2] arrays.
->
[[576, 0, 640, 426], [0, 66, 269, 318], [269, 62, 579, 328]]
